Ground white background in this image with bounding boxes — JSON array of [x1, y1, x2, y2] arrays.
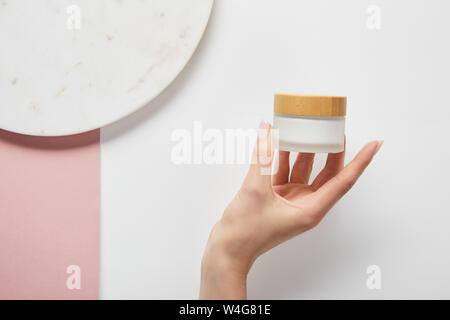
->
[[100, 0, 450, 299]]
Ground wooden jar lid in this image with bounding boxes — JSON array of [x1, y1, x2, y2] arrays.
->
[[274, 94, 347, 117]]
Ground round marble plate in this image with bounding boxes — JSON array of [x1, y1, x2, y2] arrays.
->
[[0, 0, 213, 136]]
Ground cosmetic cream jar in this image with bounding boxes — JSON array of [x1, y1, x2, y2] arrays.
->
[[273, 94, 346, 153]]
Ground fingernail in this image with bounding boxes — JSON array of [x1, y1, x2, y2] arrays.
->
[[258, 120, 270, 140], [259, 120, 270, 130], [374, 140, 383, 155]]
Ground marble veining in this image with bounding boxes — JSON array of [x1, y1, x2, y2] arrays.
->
[[0, 0, 214, 136]]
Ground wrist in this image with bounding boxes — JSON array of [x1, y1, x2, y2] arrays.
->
[[200, 251, 247, 299], [199, 222, 251, 299]]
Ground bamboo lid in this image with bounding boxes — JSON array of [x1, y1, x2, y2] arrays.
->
[[274, 94, 347, 117]]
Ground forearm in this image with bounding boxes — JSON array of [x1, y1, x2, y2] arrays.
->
[[199, 231, 250, 300], [200, 259, 247, 299]]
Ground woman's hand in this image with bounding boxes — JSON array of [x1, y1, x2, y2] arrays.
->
[[200, 120, 382, 299]]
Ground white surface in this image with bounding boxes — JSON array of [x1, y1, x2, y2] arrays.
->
[[101, 0, 450, 299], [274, 114, 345, 153], [0, 0, 213, 136]]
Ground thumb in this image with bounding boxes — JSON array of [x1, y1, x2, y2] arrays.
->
[[242, 120, 274, 193]]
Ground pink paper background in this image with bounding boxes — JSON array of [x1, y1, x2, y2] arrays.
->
[[0, 129, 100, 299]]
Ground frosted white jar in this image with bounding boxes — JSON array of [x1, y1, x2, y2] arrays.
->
[[273, 94, 347, 153]]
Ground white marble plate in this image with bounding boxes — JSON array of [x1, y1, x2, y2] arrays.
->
[[0, 0, 213, 136]]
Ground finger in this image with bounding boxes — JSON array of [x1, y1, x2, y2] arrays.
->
[[311, 139, 346, 190], [272, 151, 290, 185], [312, 140, 382, 213], [310, 151, 345, 190], [290, 153, 315, 184], [242, 120, 274, 194]]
